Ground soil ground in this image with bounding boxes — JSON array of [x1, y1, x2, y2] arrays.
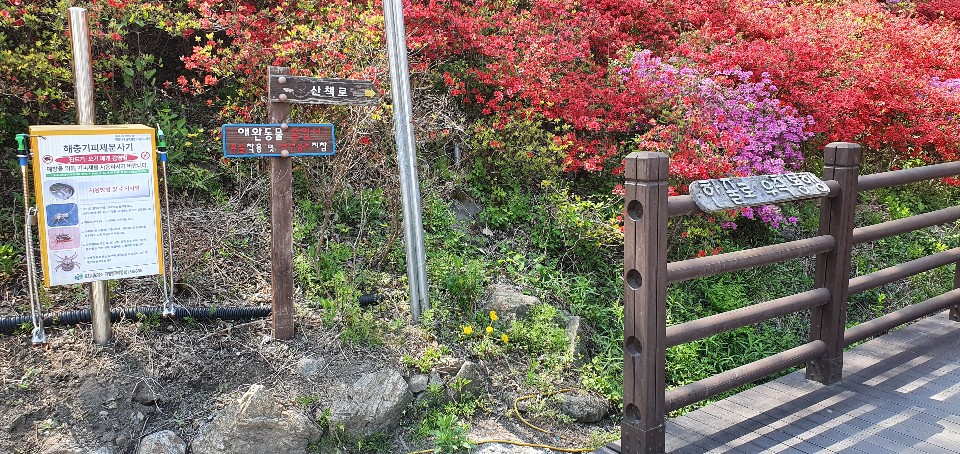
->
[[0, 193, 617, 454]]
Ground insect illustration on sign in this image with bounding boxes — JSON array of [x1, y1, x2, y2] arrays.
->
[[50, 205, 77, 226], [51, 212, 71, 225], [49, 183, 75, 200], [54, 233, 73, 244], [55, 253, 80, 272]]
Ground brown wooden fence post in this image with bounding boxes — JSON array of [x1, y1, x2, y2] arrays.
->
[[622, 152, 669, 453], [807, 142, 861, 384], [951, 260, 959, 321]]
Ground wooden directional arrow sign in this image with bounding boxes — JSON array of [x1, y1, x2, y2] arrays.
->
[[268, 76, 380, 106]]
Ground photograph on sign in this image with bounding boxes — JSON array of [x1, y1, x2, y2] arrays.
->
[[29, 124, 164, 287], [689, 172, 830, 212], [222, 123, 336, 158]]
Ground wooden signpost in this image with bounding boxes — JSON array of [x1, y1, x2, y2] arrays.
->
[[222, 66, 376, 340], [268, 76, 379, 106]]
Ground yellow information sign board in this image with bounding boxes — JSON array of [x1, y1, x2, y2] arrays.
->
[[29, 124, 164, 287]]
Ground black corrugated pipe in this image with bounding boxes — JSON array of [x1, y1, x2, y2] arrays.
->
[[0, 306, 272, 335]]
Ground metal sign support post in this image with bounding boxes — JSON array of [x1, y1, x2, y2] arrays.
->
[[268, 66, 295, 340], [15, 134, 46, 344], [383, 0, 429, 320], [68, 7, 111, 345]]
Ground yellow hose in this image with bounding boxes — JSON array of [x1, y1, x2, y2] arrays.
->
[[408, 388, 599, 453]]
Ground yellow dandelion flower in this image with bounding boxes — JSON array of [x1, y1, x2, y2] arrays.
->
[[489, 310, 498, 321], [502, 334, 509, 343], [463, 325, 474, 335], [485, 326, 494, 334]]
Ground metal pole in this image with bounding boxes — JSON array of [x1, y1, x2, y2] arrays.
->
[[16, 134, 46, 345], [157, 127, 176, 317], [382, 0, 429, 320], [69, 7, 111, 345], [69, 8, 95, 124]]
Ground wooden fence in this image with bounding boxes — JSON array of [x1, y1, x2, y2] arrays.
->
[[620, 143, 960, 453]]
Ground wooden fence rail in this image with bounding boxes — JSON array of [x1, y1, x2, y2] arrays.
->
[[619, 142, 960, 453]]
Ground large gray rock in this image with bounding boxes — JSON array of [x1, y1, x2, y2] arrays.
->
[[137, 430, 185, 454], [191, 384, 321, 454], [482, 284, 539, 323], [328, 369, 412, 438], [557, 392, 609, 423], [447, 361, 483, 401]]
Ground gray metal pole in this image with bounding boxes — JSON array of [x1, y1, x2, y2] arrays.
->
[[69, 7, 111, 345], [382, 0, 429, 320]]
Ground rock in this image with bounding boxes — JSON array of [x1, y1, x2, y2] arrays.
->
[[39, 433, 83, 454], [565, 315, 587, 362], [92, 445, 117, 454], [474, 443, 552, 453], [191, 384, 321, 454], [137, 430, 186, 454], [130, 381, 157, 405], [557, 392, 609, 423], [428, 371, 443, 388], [482, 284, 540, 323], [447, 361, 483, 401], [435, 357, 464, 375], [297, 356, 325, 379], [328, 369, 412, 438], [408, 374, 429, 394], [450, 189, 481, 224]]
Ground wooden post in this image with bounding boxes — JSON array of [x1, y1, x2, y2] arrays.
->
[[268, 66, 295, 340], [622, 152, 669, 453], [807, 142, 861, 384], [950, 259, 959, 322]]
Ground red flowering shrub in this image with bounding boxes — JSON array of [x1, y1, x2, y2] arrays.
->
[[3, 0, 958, 186], [409, 0, 960, 184], [673, 0, 960, 167]]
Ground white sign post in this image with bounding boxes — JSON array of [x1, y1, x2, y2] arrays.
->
[[29, 124, 164, 287]]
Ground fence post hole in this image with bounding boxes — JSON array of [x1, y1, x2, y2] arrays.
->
[[622, 151, 669, 453], [951, 260, 959, 321], [268, 66, 295, 340], [807, 142, 861, 384]]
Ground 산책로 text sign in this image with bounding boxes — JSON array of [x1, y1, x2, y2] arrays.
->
[[689, 172, 830, 212], [29, 124, 164, 287], [268, 76, 379, 106], [221, 124, 336, 158]]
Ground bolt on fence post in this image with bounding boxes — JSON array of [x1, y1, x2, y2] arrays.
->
[[807, 142, 861, 384], [622, 152, 669, 453]]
